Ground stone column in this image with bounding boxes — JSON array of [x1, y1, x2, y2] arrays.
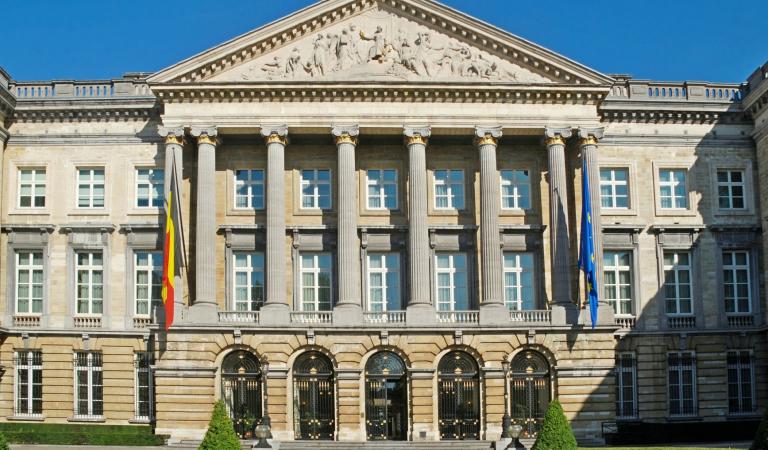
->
[[260, 125, 290, 325], [332, 125, 363, 325], [578, 127, 613, 326], [404, 126, 436, 325], [476, 126, 508, 325], [159, 126, 186, 320], [189, 126, 219, 322], [545, 127, 576, 325]]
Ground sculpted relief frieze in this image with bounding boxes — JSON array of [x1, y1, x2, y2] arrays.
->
[[210, 10, 551, 83]]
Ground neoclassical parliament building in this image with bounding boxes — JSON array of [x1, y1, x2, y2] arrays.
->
[[1, 0, 768, 446]]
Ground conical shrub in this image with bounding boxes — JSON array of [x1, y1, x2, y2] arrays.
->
[[751, 407, 768, 450], [199, 400, 241, 450], [531, 399, 577, 450]]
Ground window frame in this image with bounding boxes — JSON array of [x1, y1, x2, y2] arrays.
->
[[73, 351, 104, 420], [727, 350, 757, 416], [134, 167, 164, 209], [662, 250, 694, 317], [722, 250, 752, 315], [710, 161, 755, 216], [298, 252, 333, 312], [299, 169, 332, 211], [134, 352, 154, 421], [75, 251, 104, 317], [15, 251, 44, 316], [432, 169, 466, 211], [233, 169, 266, 211], [502, 251, 535, 310], [667, 351, 698, 418], [499, 169, 531, 211], [365, 252, 402, 312], [14, 350, 43, 418], [716, 169, 747, 211], [231, 251, 266, 312], [652, 162, 696, 217], [133, 251, 162, 318], [17, 168, 47, 209], [599, 167, 630, 210], [75, 167, 106, 209], [615, 352, 638, 420], [434, 252, 469, 311], [657, 168, 689, 210], [603, 250, 634, 316], [365, 169, 399, 211]]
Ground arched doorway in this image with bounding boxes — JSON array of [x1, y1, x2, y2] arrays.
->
[[365, 351, 408, 441], [221, 351, 263, 438], [437, 350, 480, 440], [293, 351, 335, 440], [510, 350, 551, 438]]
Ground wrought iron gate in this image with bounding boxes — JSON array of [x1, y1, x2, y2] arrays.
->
[[510, 350, 551, 438], [365, 352, 407, 440], [221, 351, 263, 438], [293, 351, 335, 440], [437, 351, 480, 440]]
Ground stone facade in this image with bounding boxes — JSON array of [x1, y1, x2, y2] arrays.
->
[[0, 0, 766, 446]]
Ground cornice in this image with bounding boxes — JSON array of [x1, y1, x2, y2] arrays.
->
[[11, 99, 159, 123]]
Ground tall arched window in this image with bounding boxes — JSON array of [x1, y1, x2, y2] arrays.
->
[[365, 351, 407, 441], [221, 351, 262, 438], [510, 350, 551, 438], [437, 351, 480, 440], [293, 351, 335, 440]]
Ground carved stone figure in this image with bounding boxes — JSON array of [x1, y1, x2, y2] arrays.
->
[[361, 26, 387, 62], [286, 47, 304, 78], [413, 32, 436, 77], [310, 34, 328, 77], [336, 28, 355, 70], [260, 56, 284, 79], [348, 25, 363, 64]]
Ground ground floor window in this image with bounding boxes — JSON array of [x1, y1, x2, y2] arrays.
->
[[134, 352, 154, 421], [667, 352, 696, 417], [615, 353, 637, 419], [437, 351, 480, 440], [14, 350, 42, 417], [74, 352, 103, 419], [293, 351, 335, 440], [727, 350, 756, 415]]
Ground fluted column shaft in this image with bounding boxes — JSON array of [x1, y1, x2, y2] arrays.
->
[[262, 126, 288, 307], [477, 127, 504, 306], [404, 127, 432, 307], [333, 125, 361, 308], [545, 128, 573, 306], [159, 127, 185, 311], [190, 127, 218, 308]]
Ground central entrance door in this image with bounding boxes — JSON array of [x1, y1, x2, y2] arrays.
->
[[510, 350, 551, 438], [365, 351, 407, 441], [293, 351, 335, 440], [438, 351, 480, 440], [221, 351, 262, 438]]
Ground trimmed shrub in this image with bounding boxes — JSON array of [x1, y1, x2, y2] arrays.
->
[[0, 431, 8, 450], [751, 407, 768, 450], [531, 399, 577, 450], [0, 423, 165, 446], [199, 400, 241, 450]]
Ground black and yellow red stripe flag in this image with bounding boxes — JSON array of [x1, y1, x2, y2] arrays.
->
[[161, 159, 184, 330]]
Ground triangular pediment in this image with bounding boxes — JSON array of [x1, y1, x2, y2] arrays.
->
[[149, 0, 613, 86]]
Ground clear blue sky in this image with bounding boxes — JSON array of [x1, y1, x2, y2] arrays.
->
[[4, 0, 766, 83]]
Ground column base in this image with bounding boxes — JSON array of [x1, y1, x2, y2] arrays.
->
[[332, 303, 363, 326], [480, 302, 509, 326], [550, 302, 579, 326], [186, 302, 218, 325], [259, 303, 290, 326], [406, 303, 436, 326]]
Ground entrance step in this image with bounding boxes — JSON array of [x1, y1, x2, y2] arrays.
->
[[277, 441, 494, 450]]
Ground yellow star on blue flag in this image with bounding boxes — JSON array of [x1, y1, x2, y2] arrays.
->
[[579, 158, 599, 329]]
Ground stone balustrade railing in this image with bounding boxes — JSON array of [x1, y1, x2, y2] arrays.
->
[[73, 315, 102, 328], [667, 316, 696, 329], [290, 311, 333, 324], [132, 317, 153, 329], [615, 315, 636, 330], [727, 314, 755, 328], [13, 314, 41, 328], [218, 311, 260, 324], [509, 309, 551, 324], [363, 311, 406, 324], [436, 311, 480, 324], [10, 78, 153, 100], [608, 78, 747, 103]]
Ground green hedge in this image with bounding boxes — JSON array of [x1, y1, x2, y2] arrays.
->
[[0, 423, 167, 446]]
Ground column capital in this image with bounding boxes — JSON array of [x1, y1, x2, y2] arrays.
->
[[544, 127, 572, 146], [577, 127, 605, 146], [158, 126, 185, 145], [260, 124, 289, 145], [475, 126, 503, 146], [332, 124, 359, 145], [404, 125, 432, 146], [190, 126, 219, 146]]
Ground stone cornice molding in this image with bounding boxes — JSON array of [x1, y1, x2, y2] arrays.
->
[[11, 101, 158, 123]]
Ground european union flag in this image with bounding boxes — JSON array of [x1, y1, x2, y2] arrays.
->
[[579, 158, 599, 329]]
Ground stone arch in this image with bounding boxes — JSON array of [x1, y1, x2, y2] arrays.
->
[[432, 344, 485, 371], [359, 345, 412, 372], [508, 344, 558, 369], [434, 348, 483, 440], [287, 346, 337, 441], [213, 345, 264, 401], [360, 348, 411, 441], [286, 344, 338, 370]]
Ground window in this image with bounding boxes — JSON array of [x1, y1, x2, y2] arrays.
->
[[500, 169, 531, 210], [367, 253, 401, 311], [435, 253, 469, 311], [503, 252, 534, 310], [77, 168, 105, 208], [658, 169, 687, 209], [667, 352, 697, 417], [76, 252, 103, 315], [300, 253, 332, 311], [74, 352, 103, 418], [135, 168, 164, 208], [18, 169, 46, 208], [717, 170, 746, 210], [663, 251, 692, 315], [300, 169, 331, 209], [16, 251, 43, 315], [433, 170, 465, 209], [233, 252, 265, 311], [727, 351, 755, 415], [615, 353, 637, 420], [723, 251, 751, 314], [135, 352, 154, 421], [135, 252, 162, 317], [234, 169, 265, 209], [14, 351, 42, 417], [599, 168, 629, 209], [604, 251, 633, 315], [366, 169, 398, 210]]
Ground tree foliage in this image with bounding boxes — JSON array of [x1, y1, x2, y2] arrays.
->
[[0, 431, 8, 450], [531, 399, 577, 450], [199, 400, 241, 450]]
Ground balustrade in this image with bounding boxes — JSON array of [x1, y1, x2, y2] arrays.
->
[[218, 311, 260, 324]]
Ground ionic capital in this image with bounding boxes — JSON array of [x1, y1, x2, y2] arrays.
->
[[332, 124, 359, 146], [404, 125, 431, 146], [260, 124, 289, 146], [544, 127, 572, 147], [190, 126, 219, 146], [158, 126, 185, 146], [577, 127, 605, 146], [475, 126, 503, 147]]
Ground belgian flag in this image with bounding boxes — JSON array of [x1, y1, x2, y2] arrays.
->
[[161, 160, 184, 330]]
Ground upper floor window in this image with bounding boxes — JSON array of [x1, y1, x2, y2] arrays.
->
[[134, 352, 154, 421], [367, 252, 401, 311], [77, 168, 105, 208], [435, 253, 468, 311], [135, 168, 164, 208], [366, 169, 398, 210], [503, 252, 534, 310], [135, 252, 162, 317], [433, 170, 465, 210], [18, 169, 46, 208], [74, 352, 103, 419], [234, 169, 265, 210], [500, 169, 531, 210], [300, 252, 332, 311], [600, 168, 629, 209], [723, 250, 751, 314], [76, 252, 103, 315], [717, 170, 746, 210], [727, 350, 756, 415], [615, 353, 637, 420], [604, 251, 633, 316], [663, 251, 692, 316], [658, 169, 687, 209], [300, 169, 331, 210], [16, 251, 43, 315], [14, 350, 42, 418], [233, 252, 265, 311], [667, 352, 697, 417]]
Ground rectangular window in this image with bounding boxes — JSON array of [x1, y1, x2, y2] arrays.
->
[[503, 252, 534, 310], [600, 168, 629, 209], [433, 169, 465, 210], [234, 169, 265, 209], [604, 251, 633, 316], [667, 352, 697, 417], [500, 169, 531, 210], [300, 253, 332, 311], [135, 168, 164, 208], [233, 252, 265, 311], [615, 353, 637, 420], [74, 352, 103, 418], [723, 251, 751, 314], [135, 352, 154, 421], [366, 169, 398, 210], [663, 251, 692, 315], [727, 350, 755, 415], [77, 168, 105, 208], [135, 252, 162, 317], [717, 170, 746, 210], [76, 252, 103, 315], [658, 169, 687, 209], [16, 251, 43, 315], [367, 253, 401, 311], [300, 169, 331, 210], [435, 253, 469, 311], [18, 168, 46, 208], [14, 351, 42, 417]]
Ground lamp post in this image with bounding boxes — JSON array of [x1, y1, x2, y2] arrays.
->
[[508, 423, 525, 450], [501, 359, 512, 438], [260, 356, 272, 439]]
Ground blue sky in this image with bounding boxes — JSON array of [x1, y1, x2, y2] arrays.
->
[[4, 0, 766, 83]]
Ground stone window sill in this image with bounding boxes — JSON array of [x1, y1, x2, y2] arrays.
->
[[129, 418, 152, 424], [67, 211, 109, 217], [7, 415, 45, 421], [8, 210, 51, 216], [68, 416, 106, 423], [666, 415, 701, 422]]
